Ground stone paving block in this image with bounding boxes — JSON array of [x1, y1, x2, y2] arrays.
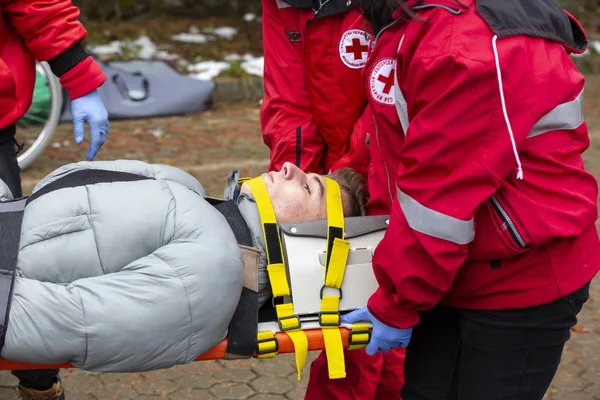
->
[[251, 359, 296, 378], [0, 373, 17, 388], [132, 377, 179, 396], [178, 372, 219, 390], [283, 387, 306, 400], [95, 383, 138, 400], [250, 376, 294, 394], [211, 364, 257, 383], [248, 394, 288, 400], [171, 388, 216, 400], [0, 387, 16, 400], [60, 371, 103, 399], [209, 382, 254, 399], [219, 359, 262, 371]]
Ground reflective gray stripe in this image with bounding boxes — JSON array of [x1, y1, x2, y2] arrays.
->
[[528, 89, 584, 138], [393, 35, 410, 135], [0, 198, 26, 212], [397, 187, 474, 244], [276, 0, 291, 8]]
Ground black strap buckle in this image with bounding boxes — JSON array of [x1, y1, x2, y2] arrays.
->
[[272, 295, 286, 308], [277, 314, 301, 331], [320, 285, 343, 300], [318, 310, 341, 327], [255, 337, 279, 356]]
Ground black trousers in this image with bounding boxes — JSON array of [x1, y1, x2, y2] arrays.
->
[[1, 125, 60, 390], [401, 282, 591, 400], [0, 126, 22, 199]]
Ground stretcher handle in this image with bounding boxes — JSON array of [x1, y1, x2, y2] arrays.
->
[[0, 327, 366, 370]]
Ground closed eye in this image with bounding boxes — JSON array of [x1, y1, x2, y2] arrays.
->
[[304, 183, 311, 194]]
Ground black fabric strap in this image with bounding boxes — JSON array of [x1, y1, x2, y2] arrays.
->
[[226, 287, 258, 357], [0, 198, 27, 350], [214, 201, 253, 247], [27, 169, 151, 206], [47, 42, 91, 77], [213, 200, 259, 357]]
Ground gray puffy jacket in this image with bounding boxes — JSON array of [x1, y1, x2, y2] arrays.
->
[[0, 160, 253, 372]]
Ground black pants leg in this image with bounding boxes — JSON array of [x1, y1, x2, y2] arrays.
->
[[401, 282, 591, 400], [11, 369, 61, 391], [0, 127, 22, 198], [1, 126, 61, 391]]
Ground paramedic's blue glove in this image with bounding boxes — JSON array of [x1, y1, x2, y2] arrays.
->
[[341, 307, 413, 356], [71, 89, 109, 161]]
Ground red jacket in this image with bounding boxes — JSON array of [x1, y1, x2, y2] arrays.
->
[[365, 0, 600, 329], [0, 0, 106, 130], [260, 0, 371, 177]]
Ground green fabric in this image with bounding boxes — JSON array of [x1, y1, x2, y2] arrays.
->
[[19, 68, 51, 125]]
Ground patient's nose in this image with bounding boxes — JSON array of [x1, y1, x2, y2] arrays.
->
[[282, 162, 300, 180]]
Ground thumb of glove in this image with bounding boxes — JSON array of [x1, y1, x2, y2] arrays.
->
[[341, 307, 369, 325], [365, 338, 380, 356]]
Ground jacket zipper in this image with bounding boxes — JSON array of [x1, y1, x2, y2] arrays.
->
[[489, 195, 527, 248], [306, 0, 331, 27], [373, 111, 394, 204], [412, 4, 462, 15]]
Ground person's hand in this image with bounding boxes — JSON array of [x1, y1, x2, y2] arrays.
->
[[71, 90, 109, 160], [341, 307, 413, 356]]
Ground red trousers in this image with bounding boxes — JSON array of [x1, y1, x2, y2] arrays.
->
[[305, 348, 405, 399]]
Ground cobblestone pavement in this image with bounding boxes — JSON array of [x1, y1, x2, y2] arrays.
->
[[1, 94, 600, 399]]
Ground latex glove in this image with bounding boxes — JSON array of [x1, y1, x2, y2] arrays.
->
[[71, 90, 109, 160], [341, 307, 413, 356]]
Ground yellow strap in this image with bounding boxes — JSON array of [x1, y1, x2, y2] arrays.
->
[[244, 177, 308, 381], [348, 323, 371, 350], [319, 178, 351, 380]]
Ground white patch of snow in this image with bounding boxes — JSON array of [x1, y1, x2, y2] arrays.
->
[[155, 50, 180, 61], [224, 53, 256, 62], [171, 32, 210, 44], [135, 36, 157, 59], [88, 41, 122, 56], [209, 27, 238, 40], [88, 36, 157, 59], [241, 56, 264, 77], [244, 13, 256, 22], [188, 61, 231, 80]]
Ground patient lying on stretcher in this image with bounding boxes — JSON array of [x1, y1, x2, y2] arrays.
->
[[0, 160, 365, 373]]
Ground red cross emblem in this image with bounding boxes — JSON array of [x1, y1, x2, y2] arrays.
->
[[345, 38, 369, 60], [377, 69, 395, 95], [370, 58, 396, 105], [339, 29, 372, 69]]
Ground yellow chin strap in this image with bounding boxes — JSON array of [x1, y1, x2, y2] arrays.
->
[[244, 175, 351, 381]]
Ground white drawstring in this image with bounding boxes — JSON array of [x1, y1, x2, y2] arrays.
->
[[492, 35, 524, 180]]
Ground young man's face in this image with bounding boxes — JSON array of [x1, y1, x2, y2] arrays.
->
[[242, 162, 334, 224]]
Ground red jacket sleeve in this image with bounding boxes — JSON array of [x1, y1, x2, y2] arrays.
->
[[330, 104, 372, 179], [367, 52, 537, 328], [2, 0, 106, 99], [260, 0, 325, 173]]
